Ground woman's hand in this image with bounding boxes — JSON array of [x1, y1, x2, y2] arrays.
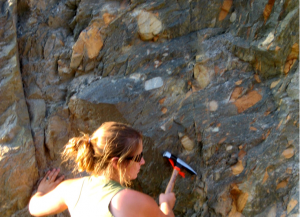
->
[[29, 168, 67, 216], [158, 192, 176, 217], [37, 168, 64, 195], [159, 192, 176, 209]]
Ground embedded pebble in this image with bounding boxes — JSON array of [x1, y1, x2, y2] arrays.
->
[[209, 100, 218, 111], [130, 73, 142, 82], [212, 127, 219, 132], [230, 12, 236, 22], [138, 10, 162, 40], [261, 32, 275, 47], [145, 77, 163, 91], [181, 135, 195, 151], [226, 145, 233, 151]]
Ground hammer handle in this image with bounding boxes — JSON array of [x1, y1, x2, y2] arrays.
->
[[165, 169, 179, 193]]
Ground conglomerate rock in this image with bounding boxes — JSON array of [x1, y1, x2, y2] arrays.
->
[[0, 0, 298, 216]]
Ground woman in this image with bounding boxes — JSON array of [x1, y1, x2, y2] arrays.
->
[[29, 122, 176, 217]]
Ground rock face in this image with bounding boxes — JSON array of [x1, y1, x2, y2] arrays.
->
[[0, 0, 298, 216], [0, 0, 38, 216]]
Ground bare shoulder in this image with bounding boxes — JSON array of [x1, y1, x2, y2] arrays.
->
[[56, 176, 84, 194], [110, 189, 165, 217], [60, 177, 85, 188], [114, 188, 152, 203]]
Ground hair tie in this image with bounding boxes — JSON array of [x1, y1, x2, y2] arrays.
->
[[88, 137, 91, 145]]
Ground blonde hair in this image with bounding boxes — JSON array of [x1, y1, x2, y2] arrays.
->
[[62, 122, 142, 186]]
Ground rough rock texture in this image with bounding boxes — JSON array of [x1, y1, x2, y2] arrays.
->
[[0, 0, 38, 216], [0, 0, 298, 216]]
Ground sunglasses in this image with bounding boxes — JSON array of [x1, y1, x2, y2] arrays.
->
[[126, 152, 143, 162]]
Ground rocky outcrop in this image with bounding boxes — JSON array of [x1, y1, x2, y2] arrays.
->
[[0, 0, 38, 216], [0, 0, 298, 216]]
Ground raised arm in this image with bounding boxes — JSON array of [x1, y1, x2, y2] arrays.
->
[[29, 169, 67, 216], [159, 193, 176, 217], [110, 189, 176, 217]]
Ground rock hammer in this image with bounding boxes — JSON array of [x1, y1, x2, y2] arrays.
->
[[163, 151, 197, 193]]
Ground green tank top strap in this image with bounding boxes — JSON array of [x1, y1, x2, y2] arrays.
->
[[100, 179, 126, 216]]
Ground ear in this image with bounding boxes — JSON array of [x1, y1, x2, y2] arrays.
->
[[111, 157, 119, 169]]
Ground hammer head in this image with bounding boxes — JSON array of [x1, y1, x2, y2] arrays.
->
[[163, 151, 197, 175]]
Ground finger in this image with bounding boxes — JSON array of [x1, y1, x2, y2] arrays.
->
[[51, 168, 60, 181], [48, 169, 56, 181], [44, 171, 50, 180], [54, 175, 64, 185], [43, 170, 51, 182]]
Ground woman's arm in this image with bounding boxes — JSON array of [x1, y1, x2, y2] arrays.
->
[[29, 169, 67, 216], [159, 193, 176, 217], [110, 189, 176, 217]]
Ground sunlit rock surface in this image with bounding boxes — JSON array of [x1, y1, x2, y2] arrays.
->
[[0, 1, 38, 216], [0, 0, 298, 216]]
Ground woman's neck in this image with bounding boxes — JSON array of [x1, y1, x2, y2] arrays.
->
[[91, 174, 120, 183]]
